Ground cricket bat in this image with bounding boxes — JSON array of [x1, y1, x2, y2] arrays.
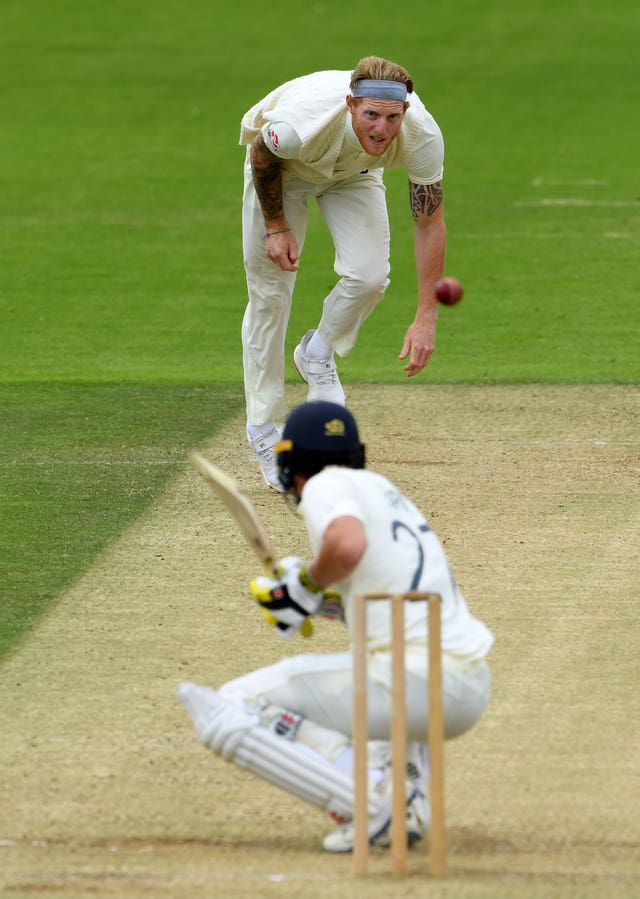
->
[[189, 452, 280, 577], [188, 453, 344, 631]]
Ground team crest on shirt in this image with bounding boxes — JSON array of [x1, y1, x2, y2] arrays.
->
[[266, 127, 279, 151]]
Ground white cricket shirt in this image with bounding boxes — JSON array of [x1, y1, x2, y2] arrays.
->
[[300, 466, 493, 661]]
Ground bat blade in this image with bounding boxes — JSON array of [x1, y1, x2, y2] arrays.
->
[[189, 452, 280, 576], [189, 452, 344, 630]]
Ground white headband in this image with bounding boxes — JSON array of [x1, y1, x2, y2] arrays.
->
[[351, 79, 408, 101]]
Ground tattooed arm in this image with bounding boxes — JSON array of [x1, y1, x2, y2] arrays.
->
[[250, 133, 299, 272], [398, 180, 446, 376]]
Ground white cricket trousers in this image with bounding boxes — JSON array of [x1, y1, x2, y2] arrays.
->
[[220, 649, 491, 743], [242, 156, 391, 426]]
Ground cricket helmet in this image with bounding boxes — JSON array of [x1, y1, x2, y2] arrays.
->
[[275, 401, 366, 494]]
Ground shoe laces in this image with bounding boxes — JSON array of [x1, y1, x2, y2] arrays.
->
[[310, 363, 338, 386], [250, 427, 280, 456], [254, 441, 276, 462]]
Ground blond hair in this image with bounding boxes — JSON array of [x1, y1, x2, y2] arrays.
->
[[350, 56, 414, 94]]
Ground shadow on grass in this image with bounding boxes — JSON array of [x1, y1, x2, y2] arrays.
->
[[0, 382, 244, 662]]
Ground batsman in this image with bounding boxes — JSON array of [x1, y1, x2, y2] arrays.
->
[[178, 401, 493, 853]]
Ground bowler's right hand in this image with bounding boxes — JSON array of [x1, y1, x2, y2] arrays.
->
[[264, 230, 299, 271]]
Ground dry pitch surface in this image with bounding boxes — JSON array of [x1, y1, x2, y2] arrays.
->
[[1, 385, 638, 899]]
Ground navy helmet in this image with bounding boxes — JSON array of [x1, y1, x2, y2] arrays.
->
[[275, 401, 366, 494]]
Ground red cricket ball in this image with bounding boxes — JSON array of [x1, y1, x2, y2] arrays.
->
[[435, 277, 464, 306]]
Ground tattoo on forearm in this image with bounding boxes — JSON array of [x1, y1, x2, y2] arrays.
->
[[409, 181, 443, 220], [251, 136, 285, 221]]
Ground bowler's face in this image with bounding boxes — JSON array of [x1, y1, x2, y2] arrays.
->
[[346, 95, 408, 156]]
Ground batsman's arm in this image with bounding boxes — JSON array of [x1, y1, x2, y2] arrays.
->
[[308, 516, 367, 587]]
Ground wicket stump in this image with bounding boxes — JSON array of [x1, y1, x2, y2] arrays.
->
[[352, 591, 445, 877]]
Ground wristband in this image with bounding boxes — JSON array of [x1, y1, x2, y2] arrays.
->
[[299, 566, 322, 594]]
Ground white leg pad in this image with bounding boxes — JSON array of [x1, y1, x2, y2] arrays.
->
[[177, 682, 384, 821], [235, 729, 356, 818]]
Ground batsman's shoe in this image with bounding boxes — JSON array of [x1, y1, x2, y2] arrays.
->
[[408, 789, 431, 842], [293, 330, 345, 406], [375, 788, 431, 849], [322, 778, 425, 854], [322, 769, 394, 854], [247, 425, 284, 492]]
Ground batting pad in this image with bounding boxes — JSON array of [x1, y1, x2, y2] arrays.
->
[[177, 682, 384, 821]]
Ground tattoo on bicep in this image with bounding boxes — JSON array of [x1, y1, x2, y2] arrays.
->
[[409, 181, 443, 220]]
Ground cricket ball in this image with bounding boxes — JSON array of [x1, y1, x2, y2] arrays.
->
[[435, 277, 464, 306]]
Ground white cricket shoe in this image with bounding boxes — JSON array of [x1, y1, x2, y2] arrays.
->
[[370, 788, 430, 850], [406, 788, 431, 845], [322, 768, 393, 853], [293, 330, 345, 406], [322, 779, 428, 854], [247, 425, 284, 492]]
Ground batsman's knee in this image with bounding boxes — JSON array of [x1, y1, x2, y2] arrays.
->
[[177, 683, 255, 760]]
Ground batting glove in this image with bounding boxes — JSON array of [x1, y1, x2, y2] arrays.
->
[[250, 556, 324, 639]]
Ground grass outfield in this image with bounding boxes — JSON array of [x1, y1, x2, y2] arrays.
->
[[1, 0, 639, 658]]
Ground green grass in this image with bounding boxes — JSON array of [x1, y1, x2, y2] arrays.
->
[[0, 383, 243, 658], [1, 0, 639, 659]]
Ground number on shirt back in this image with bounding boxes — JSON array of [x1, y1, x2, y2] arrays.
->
[[391, 520, 430, 590]]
